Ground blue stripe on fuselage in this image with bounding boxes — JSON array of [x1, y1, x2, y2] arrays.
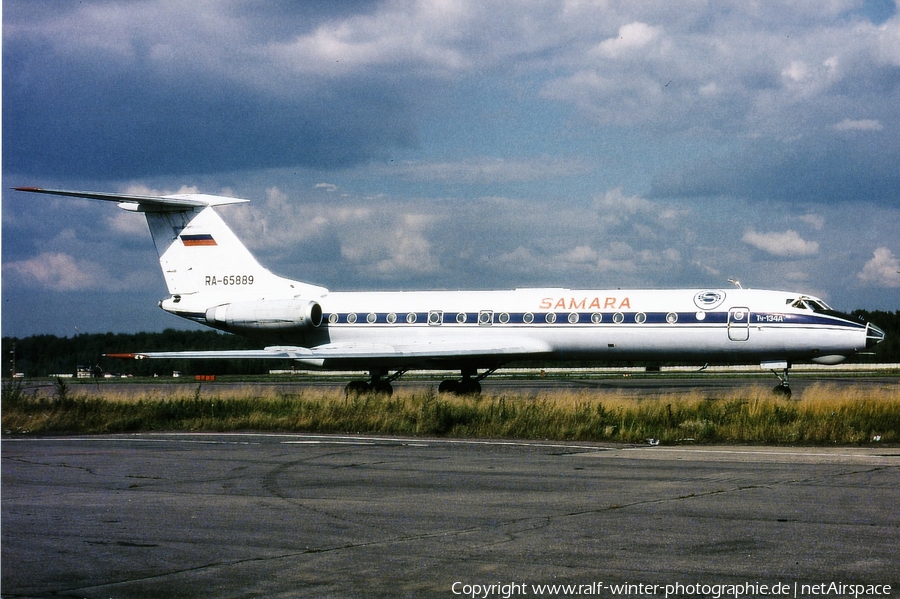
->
[[322, 311, 865, 328]]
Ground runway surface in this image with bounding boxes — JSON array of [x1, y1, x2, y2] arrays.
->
[[3, 434, 898, 598]]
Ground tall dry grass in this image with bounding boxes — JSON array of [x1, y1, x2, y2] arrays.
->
[[2, 380, 898, 444]]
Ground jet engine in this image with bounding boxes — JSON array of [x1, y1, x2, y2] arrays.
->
[[205, 299, 323, 332]]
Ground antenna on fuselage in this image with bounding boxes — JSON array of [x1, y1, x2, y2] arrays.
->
[[727, 279, 743, 289]]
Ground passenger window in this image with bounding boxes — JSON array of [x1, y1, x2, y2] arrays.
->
[[523, 312, 534, 324]]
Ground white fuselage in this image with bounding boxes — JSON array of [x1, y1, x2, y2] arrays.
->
[[320, 288, 864, 362], [167, 286, 877, 370]]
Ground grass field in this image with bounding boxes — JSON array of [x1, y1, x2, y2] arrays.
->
[[3, 378, 898, 445]]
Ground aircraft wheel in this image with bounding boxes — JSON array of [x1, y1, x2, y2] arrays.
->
[[771, 384, 792, 399], [458, 379, 482, 395], [345, 381, 370, 396], [371, 381, 393, 397], [438, 380, 459, 394]]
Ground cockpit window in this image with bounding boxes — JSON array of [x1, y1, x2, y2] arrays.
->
[[791, 296, 832, 312], [806, 299, 831, 312]]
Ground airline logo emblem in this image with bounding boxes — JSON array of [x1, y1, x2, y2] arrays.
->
[[181, 234, 217, 247], [694, 290, 726, 310]]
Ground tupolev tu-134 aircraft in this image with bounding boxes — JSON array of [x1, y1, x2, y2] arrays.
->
[[16, 187, 885, 397]]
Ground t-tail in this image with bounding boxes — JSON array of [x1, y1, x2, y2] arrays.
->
[[14, 187, 327, 336]]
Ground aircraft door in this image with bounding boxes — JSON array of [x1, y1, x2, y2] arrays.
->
[[728, 307, 750, 341]]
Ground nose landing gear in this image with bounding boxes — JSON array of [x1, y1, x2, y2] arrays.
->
[[764, 361, 792, 398]]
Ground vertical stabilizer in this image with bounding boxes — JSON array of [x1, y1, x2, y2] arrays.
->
[[14, 187, 328, 306], [143, 205, 280, 297]]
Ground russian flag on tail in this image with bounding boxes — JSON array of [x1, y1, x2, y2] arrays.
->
[[181, 234, 217, 246]]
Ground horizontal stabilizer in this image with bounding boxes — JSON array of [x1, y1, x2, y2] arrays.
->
[[14, 187, 249, 210]]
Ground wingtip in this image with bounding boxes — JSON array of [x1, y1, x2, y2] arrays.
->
[[103, 353, 146, 360]]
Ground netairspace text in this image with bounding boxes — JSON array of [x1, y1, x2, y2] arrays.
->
[[450, 580, 893, 599]]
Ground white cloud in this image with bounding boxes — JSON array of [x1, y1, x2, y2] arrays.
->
[[858, 247, 900, 288], [341, 212, 440, 278], [222, 187, 335, 252], [833, 118, 884, 132], [105, 210, 150, 236], [662, 248, 682, 262], [495, 246, 540, 275], [268, 2, 474, 78], [742, 229, 819, 257], [798, 213, 825, 231], [377, 157, 594, 184], [3, 252, 112, 291], [11, 0, 900, 139], [558, 245, 599, 264], [374, 228, 440, 276], [121, 184, 202, 196], [593, 188, 655, 214], [781, 60, 810, 83], [594, 22, 662, 58]]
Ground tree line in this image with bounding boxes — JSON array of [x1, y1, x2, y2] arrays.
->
[[2, 329, 284, 378], [3, 310, 898, 378]]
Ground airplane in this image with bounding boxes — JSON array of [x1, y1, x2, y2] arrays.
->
[[15, 186, 886, 397]]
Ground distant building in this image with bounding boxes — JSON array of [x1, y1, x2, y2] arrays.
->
[[77, 365, 104, 378]]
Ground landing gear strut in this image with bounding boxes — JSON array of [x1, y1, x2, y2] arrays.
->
[[769, 364, 792, 398], [438, 367, 497, 395], [345, 369, 406, 397]]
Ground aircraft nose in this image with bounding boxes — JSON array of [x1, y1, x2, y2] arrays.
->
[[866, 322, 886, 349]]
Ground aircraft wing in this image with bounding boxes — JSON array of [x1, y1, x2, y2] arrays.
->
[[106, 338, 553, 361], [14, 187, 248, 209]]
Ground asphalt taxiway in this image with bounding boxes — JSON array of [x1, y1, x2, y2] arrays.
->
[[3, 434, 899, 598]]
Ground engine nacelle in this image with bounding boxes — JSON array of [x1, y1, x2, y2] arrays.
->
[[206, 299, 323, 332]]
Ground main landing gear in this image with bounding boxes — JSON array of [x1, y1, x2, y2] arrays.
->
[[344, 367, 498, 397], [438, 368, 497, 395], [344, 369, 406, 397]]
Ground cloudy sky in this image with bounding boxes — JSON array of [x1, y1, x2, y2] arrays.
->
[[3, 0, 900, 337]]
